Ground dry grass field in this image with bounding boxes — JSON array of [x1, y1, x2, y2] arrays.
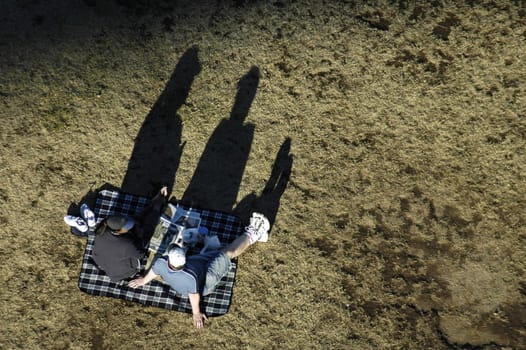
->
[[1, 0, 525, 349]]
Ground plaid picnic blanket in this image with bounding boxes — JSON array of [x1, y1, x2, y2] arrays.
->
[[78, 190, 242, 316]]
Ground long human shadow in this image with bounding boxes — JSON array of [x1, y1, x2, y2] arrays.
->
[[233, 137, 293, 233], [180, 66, 260, 212], [121, 46, 201, 197]]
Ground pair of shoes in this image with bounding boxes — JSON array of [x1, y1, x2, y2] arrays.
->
[[245, 212, 270, 243], [64, 215, 89, 233], [80, 204, 96, 228]]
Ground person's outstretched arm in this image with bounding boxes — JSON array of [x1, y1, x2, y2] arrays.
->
[[128, 269, 158, 288], [189, 293, 207, 329]]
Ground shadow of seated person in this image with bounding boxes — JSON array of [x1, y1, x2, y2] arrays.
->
[[121, 47, 201, 197], [234, 137, 293, 235], [180, 66, 260, 212]]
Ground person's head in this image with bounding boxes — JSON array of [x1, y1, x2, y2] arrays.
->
[[167, 246, 186, 270], [107, 215, 135, 235]]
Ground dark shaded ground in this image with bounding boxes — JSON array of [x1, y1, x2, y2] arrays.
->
[[0, 0, 525, 349]]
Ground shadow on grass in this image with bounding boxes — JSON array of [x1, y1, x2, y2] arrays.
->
[[121, 46, 201, 197], [179, 65, 292, 229], [69, 59, 292, 236], [180, 66, 260, 212], [68, 47, 200, 215], [234, 137, 293, 233]]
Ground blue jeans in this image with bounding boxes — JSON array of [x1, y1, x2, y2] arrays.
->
[[203, 252, 232, 295]]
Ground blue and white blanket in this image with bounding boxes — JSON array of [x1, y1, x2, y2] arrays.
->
[[78, 190, 241, 316]]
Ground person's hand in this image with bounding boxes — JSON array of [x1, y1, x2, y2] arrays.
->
[[160, 186, 168, 197], [128, 277, 145, 288], [192, 312, 208, 329]]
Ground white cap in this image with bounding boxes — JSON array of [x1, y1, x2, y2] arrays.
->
[[167, 246, 186, 268]]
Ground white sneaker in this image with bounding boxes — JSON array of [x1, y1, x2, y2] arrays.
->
[[64, 215, 89, 233], [80, 204, 96, 228], [245, 212, 270, 243]]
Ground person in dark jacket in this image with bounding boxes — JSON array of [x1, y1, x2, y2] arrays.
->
[[91, 187, 168, 282]]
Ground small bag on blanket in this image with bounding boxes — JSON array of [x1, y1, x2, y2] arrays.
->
[[78, 189, 241, 316]]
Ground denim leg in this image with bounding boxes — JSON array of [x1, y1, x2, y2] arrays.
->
[[203, 252, 232, 295]]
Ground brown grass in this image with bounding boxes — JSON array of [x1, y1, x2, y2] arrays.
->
[[1, 1, 525, 349]]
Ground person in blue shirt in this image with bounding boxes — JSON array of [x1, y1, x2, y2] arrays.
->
[[128, 212, 270, 328]]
